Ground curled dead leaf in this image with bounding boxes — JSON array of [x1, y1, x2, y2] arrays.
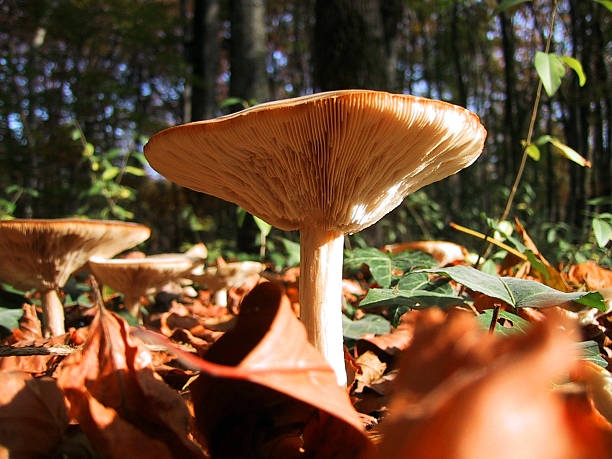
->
[[55, 308, 205, 458], [137, 282, 371, 458]]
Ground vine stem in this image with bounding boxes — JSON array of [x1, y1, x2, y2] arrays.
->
[[487, 0, 558, 333], [499, 0, 558, 223]]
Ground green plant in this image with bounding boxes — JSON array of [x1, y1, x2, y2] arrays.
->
[[71, 122, 147, 220]]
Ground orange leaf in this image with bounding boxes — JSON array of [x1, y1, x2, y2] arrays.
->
[[56, 308, 205, 458], [0, 371, 69, 457], [370, 309, 612, 458], [137, 282, 371, 458]]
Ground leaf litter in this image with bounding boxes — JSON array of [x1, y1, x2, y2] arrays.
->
[[0, 238, 612, 457]]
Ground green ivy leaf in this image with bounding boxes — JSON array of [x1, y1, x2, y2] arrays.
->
[[560, 56, 587, 86], [477, 309, 530, 336], [417, 265, 606, 310], [578, 340, 608, 368], [593, 218, 612, 248], [342, 313, 390, 340], [345, 248, 394, 288], [535, 51, 566, 96], [345, 248, 436, 289], [0, 307, 24, 331]]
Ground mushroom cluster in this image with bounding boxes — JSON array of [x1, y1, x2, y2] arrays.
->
[[144, 89, 487, 385], [0, 219, 151, 337]]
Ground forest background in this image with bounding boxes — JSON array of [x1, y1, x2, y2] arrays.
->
[[1, 0, 611, 266]]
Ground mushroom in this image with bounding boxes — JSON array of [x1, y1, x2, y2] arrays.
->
[[144, 90, 486, 385], [189, 260, 265, 307], [0, 219, 151, 337], [88, 253, 204, 320]]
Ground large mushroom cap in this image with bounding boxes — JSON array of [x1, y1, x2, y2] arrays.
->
[[0, 219, 151, 292], [145, 90, 486, 233]]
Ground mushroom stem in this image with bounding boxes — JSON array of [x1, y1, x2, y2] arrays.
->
[[124, 295, 142, 322], [42, 289, 65, 338], [213, 288, 228, 307], [299, 226, 346, 386]]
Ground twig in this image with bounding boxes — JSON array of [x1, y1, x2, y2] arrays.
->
[[0, 342, 170, 357]]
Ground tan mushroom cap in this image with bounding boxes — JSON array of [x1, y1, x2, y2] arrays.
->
[[144, 90, 486, 234], [190, 261, 265, 290], [0, 219, 151, 292], [88, 255, 202, 298]]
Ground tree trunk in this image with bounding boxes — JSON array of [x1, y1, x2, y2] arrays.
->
[[229, 0, 270, 104], [312, 0, 401, 91], [192, 0, 219, 121]]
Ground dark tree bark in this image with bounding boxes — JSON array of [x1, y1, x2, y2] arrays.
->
[[312, 0, 402, 91], [192, 0, 219, 121], [229, 0, 270, 104]]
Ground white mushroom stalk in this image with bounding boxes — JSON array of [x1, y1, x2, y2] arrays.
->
[[144, 90, 487, 385]]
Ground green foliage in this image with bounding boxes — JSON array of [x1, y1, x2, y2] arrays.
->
[[418, 265, 606, 311], [535, 51, 586, 97], [0, 307, 24, 332], [0, 186, 39, 220], [342, 313, 390, 340], [344, 248, 437, 289], [71, 125, 146, 220]]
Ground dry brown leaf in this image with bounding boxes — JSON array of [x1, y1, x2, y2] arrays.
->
[[353, 351, 387, 394], [0, 371, 69, 458], [369, 309, 612, 459], [56, 308, 205, 459], [568, 261, 612, 290], [18, 303, 42, 339], [138, 282, 371, 458]]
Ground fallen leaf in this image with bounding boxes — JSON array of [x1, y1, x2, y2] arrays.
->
[[55, 307, 205, 458], [0, 371, 69, 458], [568, 261, 612, 290], [353, 351, 387, 393], [18, 303, 42, 339], [137, 282, 371, 458], [356, 311, 417, 364], [370, 309, 612, 458]]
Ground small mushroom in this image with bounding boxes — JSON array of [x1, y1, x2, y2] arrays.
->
[[145, 90, 486, 384], [0, 219, 151, 337], [88, 253, 204, 320], [190, 260, 265, 307]]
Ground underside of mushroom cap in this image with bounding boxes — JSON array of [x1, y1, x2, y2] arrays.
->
[[0, 219, 151, 291], [145, 90, 486, 233]]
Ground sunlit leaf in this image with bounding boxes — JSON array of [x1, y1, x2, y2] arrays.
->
[[537, 135, 590, 167], [525, 144, 541, 161], [253, 215, 272, 237], [547, 136, 591, 167], [535, 51, 566, 96], [561, 56, 587, 86], [83, 142, 95, 157], [593, 218, 612, 248], [101, 166, 120, 181], [593, 0, 612, 12], [125, 166, 145, 176]]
